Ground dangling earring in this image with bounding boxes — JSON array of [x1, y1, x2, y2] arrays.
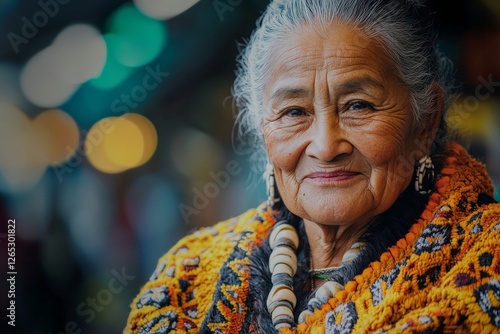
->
[[415, 155, 435, 194], [265, 163, 280, 207]]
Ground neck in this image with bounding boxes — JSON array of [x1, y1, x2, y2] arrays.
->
[[304, 219, 365, 269]]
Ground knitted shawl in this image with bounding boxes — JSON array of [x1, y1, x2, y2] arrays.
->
[[124, 142, 500, 333]]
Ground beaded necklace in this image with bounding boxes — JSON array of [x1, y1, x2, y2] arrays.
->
[[266, 219, 364, 330]]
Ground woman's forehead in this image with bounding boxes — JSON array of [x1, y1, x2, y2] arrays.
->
[[267, 21, 393, 77], [264, 22, 397, 97]]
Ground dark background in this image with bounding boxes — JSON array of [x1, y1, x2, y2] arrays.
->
[[0, 0, 499, 333]]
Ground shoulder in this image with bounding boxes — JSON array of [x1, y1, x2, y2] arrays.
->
[[163, 202, 272, 263], [421, 201, 500, 331], [124, 203, 275, 333], [428, 142, 500, 250]]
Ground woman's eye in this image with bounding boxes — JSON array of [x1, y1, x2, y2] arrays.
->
[[284, 108, 307, 117], [348, 101, 374, 111]]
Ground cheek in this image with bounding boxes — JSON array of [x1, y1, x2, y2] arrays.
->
[[355, 118, 416, 167], [354, 121, 420, 193], [264, 123, 306, 172], [365, 140, 406, 166]]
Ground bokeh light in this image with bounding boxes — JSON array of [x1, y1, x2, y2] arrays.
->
[[169, 127, 225, 180], [134, 0, 200, 20], [52, 24, 107, 85], [33, 109, 80, 166], [85, 114, 157, 174], [85, 117, 128, 174], [447, 97, 494, 140], [0, 105, 82, 194], [125, 113, 158, 166], [103, 117, 145, 168], [21, 47, 80, 107], [0, 104, 47, 193], [88, 34, 134, 90], [107, 3, 167, 67], [21, 24, 106, 107], [89, 3, 168, 90]]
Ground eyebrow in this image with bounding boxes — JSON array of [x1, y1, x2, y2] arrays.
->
[[269, 76, 385, 102], [269, 87, 309, 102], [336, 77, 385, 94]]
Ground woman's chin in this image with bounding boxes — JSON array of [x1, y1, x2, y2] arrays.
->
[[290, 193, 373, 227], [298, 178, 371, 206]]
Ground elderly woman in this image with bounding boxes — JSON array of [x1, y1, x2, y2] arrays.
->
[[125, 0, 500, 333]]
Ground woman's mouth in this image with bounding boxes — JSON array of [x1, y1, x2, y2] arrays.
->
[[304, 171, 360, 183]]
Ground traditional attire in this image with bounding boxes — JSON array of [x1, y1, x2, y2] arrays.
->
[[125, 143, 500, 333]]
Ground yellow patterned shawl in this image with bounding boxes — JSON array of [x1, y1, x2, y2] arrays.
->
[[124, 143, 500, 333]]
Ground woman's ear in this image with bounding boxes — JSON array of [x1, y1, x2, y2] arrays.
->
[[417, 82, 444, 154]]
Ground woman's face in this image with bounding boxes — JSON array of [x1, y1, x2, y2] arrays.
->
[[263, 22, 433, 229]]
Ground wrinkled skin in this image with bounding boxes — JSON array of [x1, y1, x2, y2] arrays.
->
[[262, 22, 442, 267]]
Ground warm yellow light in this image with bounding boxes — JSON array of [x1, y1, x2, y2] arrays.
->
[[122, 113, 157, 166], [85, 114, 157, 174], [0, 104, 46, 193], [33, 109, 80, 165], [103, 117, 144, 168], [85, 117, 128, 174], [447, 97, 493, 139]]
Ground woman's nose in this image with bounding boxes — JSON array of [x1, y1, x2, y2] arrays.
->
[[305, 114, 353, 162]]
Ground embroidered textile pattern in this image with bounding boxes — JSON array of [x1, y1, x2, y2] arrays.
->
[[125, 143, 500, 333], [125, 207, 275, 333]]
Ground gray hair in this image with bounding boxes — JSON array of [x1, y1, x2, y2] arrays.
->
[[232, 0, 457, 173]]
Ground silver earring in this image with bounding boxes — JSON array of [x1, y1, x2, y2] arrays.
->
[[265, 163, 280, 207], [415, 155, 435, 194]]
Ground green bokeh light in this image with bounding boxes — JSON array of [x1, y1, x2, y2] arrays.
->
[[89, 34, 134, 90], [107, 3, 168, 67]]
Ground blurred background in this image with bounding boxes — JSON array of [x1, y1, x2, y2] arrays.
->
[[0, 0, 498, 333]]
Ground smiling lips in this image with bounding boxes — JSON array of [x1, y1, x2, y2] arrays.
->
[[305, 171, 360, 183]]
